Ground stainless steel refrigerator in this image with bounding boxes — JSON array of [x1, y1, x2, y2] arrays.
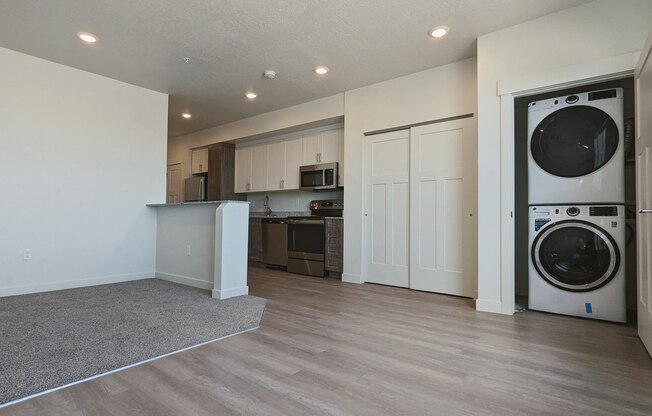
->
[[184, 176, 206, 202]]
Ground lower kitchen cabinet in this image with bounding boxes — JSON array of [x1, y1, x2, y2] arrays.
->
[[325, 218, 343, 273], [248, 218, 263, 262]]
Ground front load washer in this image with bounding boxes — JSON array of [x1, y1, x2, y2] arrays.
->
[[528, 88, 624, 205], [528, 204, 626, 322]]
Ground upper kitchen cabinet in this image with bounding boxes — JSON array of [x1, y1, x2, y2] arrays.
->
[[236, 126, 343, 193], [302, 129, 342, 165], [266, 138, 302, 191], [266, 141, 285, 191], [284, 137, 303, 189], [191, 148, 209, 174], [235, 143, 267, 193], [206, 142, 244, 201]]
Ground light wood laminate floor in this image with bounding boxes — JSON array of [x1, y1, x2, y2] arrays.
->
[[3, 268, 652, 415]]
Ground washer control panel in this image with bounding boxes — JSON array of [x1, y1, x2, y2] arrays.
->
[[589, 206, 618, 216], [566, 207, 580, 216]]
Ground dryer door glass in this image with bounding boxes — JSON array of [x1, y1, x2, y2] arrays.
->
[[531, 106, 619, 177], [532, 221, 619, 292]]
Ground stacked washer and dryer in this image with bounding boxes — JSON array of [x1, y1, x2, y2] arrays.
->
[[527, 88, 626, 322]]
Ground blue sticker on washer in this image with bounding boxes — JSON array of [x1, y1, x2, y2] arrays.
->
[[585, 303, 593, 314], [534, 218, 551, 231]]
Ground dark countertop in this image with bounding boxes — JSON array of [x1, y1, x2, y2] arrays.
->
[[249, 211, 309, 218], [147, 200, 250, 207]]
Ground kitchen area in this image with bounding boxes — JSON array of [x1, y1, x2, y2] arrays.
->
[[166, 125, 345, 281]]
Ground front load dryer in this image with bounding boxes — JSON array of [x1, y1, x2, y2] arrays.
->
[[528, 89, 624, 205], [528, 204, 626, 322]]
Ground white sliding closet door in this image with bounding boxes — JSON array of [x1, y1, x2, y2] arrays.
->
[[409, 118, 477, 297], [636, 36, 652, 355], [363, 130, 410, 287]]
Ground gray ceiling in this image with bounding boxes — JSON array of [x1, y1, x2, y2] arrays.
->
[[0, 0, 591, 137]]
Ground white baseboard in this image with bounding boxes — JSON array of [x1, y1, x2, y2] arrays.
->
[[342, 273, 363, 284], [0, 272, 155, 298], [212, 286, 248, 300], [155, 272, 213, 290], [475, 298, 508, 314]]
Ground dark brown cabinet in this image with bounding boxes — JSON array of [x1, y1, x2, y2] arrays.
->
[[325, 218, 343, 273], [207, 142, 245, 201], [248, 218, 263, 262]]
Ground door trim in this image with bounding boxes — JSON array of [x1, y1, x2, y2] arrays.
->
[[486, 52, 638, 315]]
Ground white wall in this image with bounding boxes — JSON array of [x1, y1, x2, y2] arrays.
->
[[343, 58, 478, 283], [0, 47, 168, 296], [155, 204, 218, 290], [476, 0, 652, 313]]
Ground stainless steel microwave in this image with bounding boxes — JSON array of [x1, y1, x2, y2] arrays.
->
[[299, 163, 338, 191]]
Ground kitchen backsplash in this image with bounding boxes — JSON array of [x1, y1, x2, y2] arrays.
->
[[247, 190, 344, 212]]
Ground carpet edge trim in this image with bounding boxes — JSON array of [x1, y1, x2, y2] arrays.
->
[[0, 325, 261, 409]]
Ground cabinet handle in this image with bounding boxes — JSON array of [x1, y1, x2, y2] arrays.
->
[[246, 183, 250, 191], [641, 209, 652, 213], [199, 164, 202, 171], [280, 179, 284, 188]]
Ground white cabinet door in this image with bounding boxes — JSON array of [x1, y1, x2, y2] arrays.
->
[[250, 144, 268, 192], [319, 129, 341, 164], [409, 118, 476, 297], [302, 133, 320, 164], [363, 129, 410, 287], [166, 163, 184, 203], [234, 147, 251, 193], [266, 141, 285, 191], [284, 137, 303, 190], [191, 148, 209, 174], [636, 36, 652, 355]]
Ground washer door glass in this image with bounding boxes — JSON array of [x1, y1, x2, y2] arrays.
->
[[532, 220, 619, 292], [531, 106, 619, 177]]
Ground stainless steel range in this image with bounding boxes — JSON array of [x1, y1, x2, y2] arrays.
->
[[287, 199, 343, 277]]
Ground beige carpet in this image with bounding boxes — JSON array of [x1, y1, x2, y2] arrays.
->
[[0, 279, 266, 406]]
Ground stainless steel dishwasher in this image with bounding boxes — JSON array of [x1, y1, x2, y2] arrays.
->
[[262, 218, 288, 267]]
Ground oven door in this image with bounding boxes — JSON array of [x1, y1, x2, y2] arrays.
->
[[287, 219, 325, 261]]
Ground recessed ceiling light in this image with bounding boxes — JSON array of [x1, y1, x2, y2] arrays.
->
[[181, 113, 192, 119], [245, 92, 258, 99], [314, 66, 329, 75], [263, 70, 276, 79], [77, 32, 98, 43], [429, 26, 449, 38]]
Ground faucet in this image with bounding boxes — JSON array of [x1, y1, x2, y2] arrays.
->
[[263, 195, 273, 216]]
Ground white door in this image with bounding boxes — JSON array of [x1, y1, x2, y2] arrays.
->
[[266, 141, 285, 191], [166, 163, 183, 203], [363, 130, 410, 287], [319, 129, 341, 164], [636, 38, 652, 354], [409, 118, 476, 297], [250, 144, 268, 192], [302, 133, 320, 164], [284, 137, 303, 190], [191, 148, 209, 174], [234, 147, 251, 193]]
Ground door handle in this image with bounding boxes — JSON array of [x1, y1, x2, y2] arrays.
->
[[640, 209, 652, 213]]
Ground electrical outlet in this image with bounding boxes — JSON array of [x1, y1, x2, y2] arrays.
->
[[23, 249, 32, 260], [186, 245, 191, 256]]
